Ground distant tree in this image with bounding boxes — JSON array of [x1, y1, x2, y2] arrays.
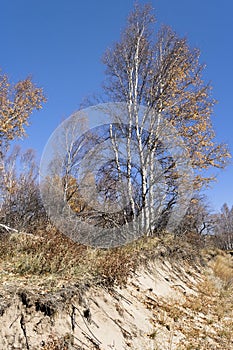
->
[[0, 146, 46, 233], [213, 203, 233, 250], [175, 195, 214, 236]]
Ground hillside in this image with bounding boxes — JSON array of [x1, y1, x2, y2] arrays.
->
[[0, 232, 233, 349]]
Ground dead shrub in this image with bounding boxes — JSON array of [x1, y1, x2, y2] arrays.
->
[[95, 247, 138, 286]]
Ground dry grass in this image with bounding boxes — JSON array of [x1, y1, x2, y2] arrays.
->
[[211, 254, 233, 289], [142, 250, 233, 350], [0, 226, 162, 290], [0, 228, 87, 277], [39, 333, 77, 350], [1, 226, 233, 349], [0, 228, 206, 293]]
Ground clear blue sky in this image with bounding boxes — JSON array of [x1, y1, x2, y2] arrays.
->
[[1, 0, 232, 211]]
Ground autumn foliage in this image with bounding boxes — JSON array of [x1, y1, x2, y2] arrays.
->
[[103, 3, 231, 189], [0, 73, 46, 153], [0, 72, 46, 233]]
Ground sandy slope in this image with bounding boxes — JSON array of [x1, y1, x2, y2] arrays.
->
[[0, 256, 232, 349]]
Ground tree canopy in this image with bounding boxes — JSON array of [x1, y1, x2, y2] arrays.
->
[[102, 3, 230, 187], [0, 73, 46, 154]]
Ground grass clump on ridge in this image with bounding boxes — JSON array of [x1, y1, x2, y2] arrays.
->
[[0, 226, 208, 290]]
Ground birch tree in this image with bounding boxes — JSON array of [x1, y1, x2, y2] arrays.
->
[[0, 71, 46, 233], [101, 3, 230, 235], [213, 204, 233, 250], [40, 4, 230, 245]]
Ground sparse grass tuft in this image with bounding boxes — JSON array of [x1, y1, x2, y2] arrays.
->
[[211, 254, 233, 289]]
